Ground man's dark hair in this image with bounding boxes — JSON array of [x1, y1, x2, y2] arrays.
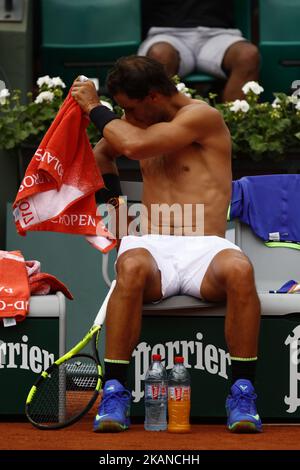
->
[[106, 55, 178, 100]]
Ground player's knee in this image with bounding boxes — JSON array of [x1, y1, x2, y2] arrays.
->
[[233, 43, 260, 74], [224, 258, 255, 293], [116, 253, 150, 289], [147, 42, 179, 75]]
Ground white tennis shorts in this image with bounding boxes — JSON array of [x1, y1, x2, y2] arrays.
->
[[138, 26, 246, 79], [117, 235, 241, 300]]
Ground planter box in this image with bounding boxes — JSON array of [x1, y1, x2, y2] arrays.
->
[[232, 153, 300, 179], [16, 145, 300, 184]]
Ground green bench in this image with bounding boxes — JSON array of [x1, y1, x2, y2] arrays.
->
[[259, 0, 300, 101], [41, 0, 141, 88]]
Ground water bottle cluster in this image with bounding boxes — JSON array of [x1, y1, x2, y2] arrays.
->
[[144, 354, 191, 432]]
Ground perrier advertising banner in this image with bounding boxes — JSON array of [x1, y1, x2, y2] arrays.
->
[[128, 315, 300, 420], [0, 318, 59, 414], [1, 314, 300, 420]]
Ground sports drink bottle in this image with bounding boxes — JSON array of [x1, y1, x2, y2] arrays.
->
[[168, 356, 191, 432]]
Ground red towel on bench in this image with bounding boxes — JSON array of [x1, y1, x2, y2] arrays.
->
[[25, 260, 73, 299], [13, 91, 116, 253], [0, 250, 30, 323], [0, 251, 73, 325]]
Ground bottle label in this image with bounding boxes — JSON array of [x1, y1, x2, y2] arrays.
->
[[145, 383, 167, 400], [168, 386, 190, 401]]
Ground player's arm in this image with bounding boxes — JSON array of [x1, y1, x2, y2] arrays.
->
[[93, 137, 120, 176], [102, 106, 224, 160], [71, 79, 225, 160], [94, 136, 134, 249], [93, 137, 123, 204]]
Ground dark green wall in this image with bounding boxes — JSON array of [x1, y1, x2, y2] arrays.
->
[[0, 150, 18, 249], [0, 0, 33, 99]]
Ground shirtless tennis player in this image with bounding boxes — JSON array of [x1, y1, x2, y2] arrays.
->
[[72, 55, 262, 433]]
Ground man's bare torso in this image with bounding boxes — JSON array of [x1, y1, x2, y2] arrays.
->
[[129, 100, 232, 237]]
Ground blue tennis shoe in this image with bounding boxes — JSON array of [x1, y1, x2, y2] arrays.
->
[[93, 379, 131, 432], [226, 379, 262, 433]]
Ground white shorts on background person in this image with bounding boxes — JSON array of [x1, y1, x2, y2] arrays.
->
[[138, 26, 246, 79], [117, 235, 241, 300]]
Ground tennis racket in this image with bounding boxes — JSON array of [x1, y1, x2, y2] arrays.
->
[[25, 280, 116, 430]]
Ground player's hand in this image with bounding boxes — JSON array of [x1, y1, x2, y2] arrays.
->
[[71, 78, 100, 114]]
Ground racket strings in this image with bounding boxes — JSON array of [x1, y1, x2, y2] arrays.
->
[[67, 361, 99, 389], [28, 356, 99, 426]]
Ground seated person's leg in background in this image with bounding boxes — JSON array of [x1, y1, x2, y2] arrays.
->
[[138, 32, 195, 78], [147, 42, 180, 77], [94, 248, 163, 433], [195, 28, 260, 102], [200, 248, 262, 433], [221, 41, 260, 102], [140, 30, 260, 102]]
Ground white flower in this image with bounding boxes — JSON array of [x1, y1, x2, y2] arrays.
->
[[176, 82, 191, 97], [34, 91, 54, 104], [242, 81, 264, 95], [37, 75, 53, 88], [272, 97, 281, 108], [101, 100, 113, 111], [229, 100, 240, 112], [51, 77, 66, 88], [287, 95, 299, 105], [37, 75, 66, 89], [295, 101, 300, 111], [0, 88, 10, 105], [229, 99, 250, 113], [0, 88, 10, 98], [240, 100, 250, 112], [176, 82, 186, 92]]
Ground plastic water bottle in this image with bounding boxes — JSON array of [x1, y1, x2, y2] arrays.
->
[[168, 356, 191, 433], [144, 354, 167, 431]]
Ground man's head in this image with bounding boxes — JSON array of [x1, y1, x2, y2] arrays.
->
[[106, 55, 178, 125]]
